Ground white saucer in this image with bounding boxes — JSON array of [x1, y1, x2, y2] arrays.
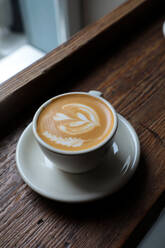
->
[[16, 114, 140, 203]]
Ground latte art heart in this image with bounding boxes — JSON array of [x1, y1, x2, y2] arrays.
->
[[53, 103, 100, 135], [37, 94, 114, 151]]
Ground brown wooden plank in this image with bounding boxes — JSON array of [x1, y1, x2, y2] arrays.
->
[[1, 8, 165, 248], [0, 0, 164, 131]]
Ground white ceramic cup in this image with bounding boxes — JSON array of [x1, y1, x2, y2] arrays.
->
[[32, 91, 118, 173]]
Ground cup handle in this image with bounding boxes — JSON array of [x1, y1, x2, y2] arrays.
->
[[163, 22, 165, 37], [88, 90, 102, 97]]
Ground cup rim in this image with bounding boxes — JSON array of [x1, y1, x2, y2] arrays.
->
[[32, 92, 118, 155]]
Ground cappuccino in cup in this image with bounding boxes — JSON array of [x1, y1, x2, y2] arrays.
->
[[33, 91, 118, 173], [37, 93, 114, 151]]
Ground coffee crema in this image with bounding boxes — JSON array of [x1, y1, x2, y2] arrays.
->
[[37, 94, 114, 151]]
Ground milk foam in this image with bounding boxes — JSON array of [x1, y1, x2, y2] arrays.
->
[[43, 103, 100, 147], [52, 103, 100, 136], [43, 131, 84, 147], [37, 94, 114, 151]]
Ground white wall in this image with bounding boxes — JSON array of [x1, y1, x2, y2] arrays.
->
[[82, 0, 127, 26]]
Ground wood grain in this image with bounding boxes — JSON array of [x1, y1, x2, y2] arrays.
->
[[1, 2, 165, 248]]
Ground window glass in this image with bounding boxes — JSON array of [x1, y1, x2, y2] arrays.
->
[[0, 0, 126, 84]]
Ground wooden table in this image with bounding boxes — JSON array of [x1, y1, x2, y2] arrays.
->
[[1, 1, 165, 247]]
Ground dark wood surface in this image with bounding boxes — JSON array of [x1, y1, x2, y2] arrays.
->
[[1, 2, 165, 248]]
